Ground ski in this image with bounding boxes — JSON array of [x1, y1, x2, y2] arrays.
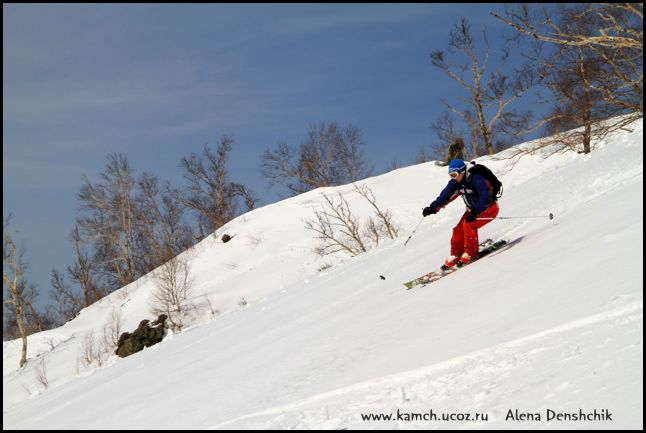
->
[[403, 239, 507, 290]]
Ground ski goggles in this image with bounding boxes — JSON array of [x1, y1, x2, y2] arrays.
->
[[448, 166, 466, 176], [449, 171, 464, 178]]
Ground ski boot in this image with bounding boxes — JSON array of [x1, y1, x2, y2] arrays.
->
[[456, 252, 475, 268], [441, 255, 460, 272]]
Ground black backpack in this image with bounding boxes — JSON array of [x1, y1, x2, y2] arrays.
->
[[468, 162, 503, 199]]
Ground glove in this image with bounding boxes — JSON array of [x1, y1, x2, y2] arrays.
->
[[422, 206, 437, 217], [466, 211, 479, 223]]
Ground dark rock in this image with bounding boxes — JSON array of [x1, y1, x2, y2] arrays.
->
[[115, 314, 168, 358]]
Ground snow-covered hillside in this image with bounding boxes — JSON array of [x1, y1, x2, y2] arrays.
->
[[3, 119, 643, 429]]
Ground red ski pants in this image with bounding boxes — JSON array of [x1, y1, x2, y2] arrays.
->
[[450, 202, 499, 257]]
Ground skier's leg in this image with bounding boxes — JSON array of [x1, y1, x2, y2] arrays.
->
[[463, 203, 500, 259], [447, 212, 468, 266]]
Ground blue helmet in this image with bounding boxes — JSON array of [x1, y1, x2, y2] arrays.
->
[[448, 159, 467, 174]]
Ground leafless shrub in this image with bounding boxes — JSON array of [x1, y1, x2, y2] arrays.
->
[[354, 184, 399, 241], [35, 357, 49, 390], [304, 191, 368, 257], [150, 255, 194, 332], [364, 217, 381, 247], [105, 308, 123, 347], [304, 185, 399, 257], [80, 331, 101, 368], [78, 310, 122, 369]]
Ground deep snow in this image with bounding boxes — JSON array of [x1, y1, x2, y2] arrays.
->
[[3, 118, 643, 429]]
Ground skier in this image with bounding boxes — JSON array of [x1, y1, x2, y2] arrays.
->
[[422, 159, 500, 270]]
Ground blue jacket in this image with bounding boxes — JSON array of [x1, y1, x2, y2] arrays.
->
[[430, 173, 494, 214]]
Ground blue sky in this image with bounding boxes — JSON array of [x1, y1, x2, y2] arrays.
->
[[4, 4, 536, 309]]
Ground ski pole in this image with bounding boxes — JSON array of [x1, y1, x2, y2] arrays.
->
[[403, 216, 426, 246], [380, 216, 425, 280], [477, 213, 554, 221]]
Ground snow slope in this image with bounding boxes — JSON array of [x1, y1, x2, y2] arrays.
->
[[3, 119, 643, 429]]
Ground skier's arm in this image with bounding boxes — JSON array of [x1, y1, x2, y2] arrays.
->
[[429, 180, 459, 212]]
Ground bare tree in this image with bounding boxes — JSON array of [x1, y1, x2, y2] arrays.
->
[[492, 4, 642, 119], [151, 255, 193, 331], [3, 281, 46, 338], [544, 40, 608, 154], [181, 135, 256, 239], [1, 218, 54, 343], [74, 153, 198, 301], [77, 153, 138, 290], [3, 216, 28, 367], [70, 225, 102, 307], [495, 4, 642, 162], [230, 182, 257, 212], [134, 172, 194, 274], [1, 221, 57, 339], [25, 290, 58, 338], [262, 122, 374, 195], [492, 4, 642, 50], [50, 225, 103, 324], [50, 269, 84, 323], [430, 18, 533, 157]]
